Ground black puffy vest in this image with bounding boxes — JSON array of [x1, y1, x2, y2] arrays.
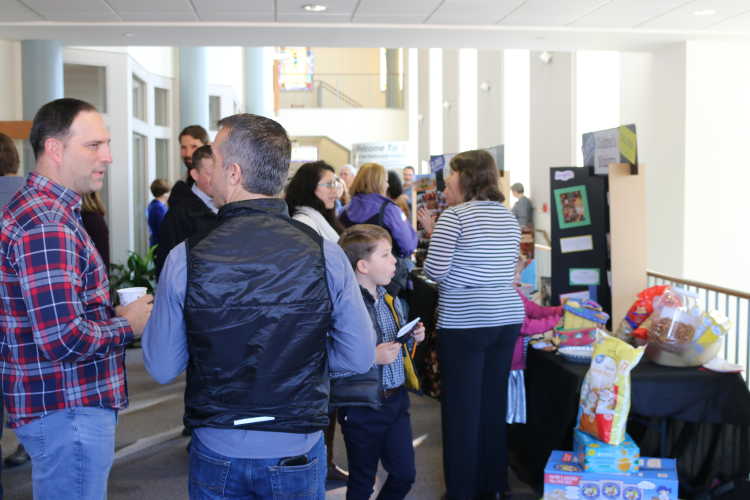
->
[[183, 198, 332, 433]]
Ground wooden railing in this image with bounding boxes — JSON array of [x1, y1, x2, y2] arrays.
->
[[647, 270, 750, 382]]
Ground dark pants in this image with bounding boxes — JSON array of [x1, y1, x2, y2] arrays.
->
[[338, 387, 416, 500], [438, 324, 521, 499]]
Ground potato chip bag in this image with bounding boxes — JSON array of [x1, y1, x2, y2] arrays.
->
[[577, 331, 645, 445]]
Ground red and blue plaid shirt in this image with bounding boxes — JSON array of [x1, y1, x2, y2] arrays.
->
[[0, 173, 133, 428]]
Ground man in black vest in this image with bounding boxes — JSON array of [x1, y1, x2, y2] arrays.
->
[[142, 114, 375, 499]]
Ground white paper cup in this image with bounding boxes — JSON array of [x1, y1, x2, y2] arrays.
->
[[117, 287, 147, 306]]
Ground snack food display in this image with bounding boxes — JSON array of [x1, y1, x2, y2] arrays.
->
[[639, 287, 732, 367], [574, 428, 640, 474], [614, 285, 669, 343], [577, 331, 645, 445], [563, 299, 610, 330]]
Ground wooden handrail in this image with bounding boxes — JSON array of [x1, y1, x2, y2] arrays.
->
[[535, 228, 551, 246], [647, 270, 750, 300]]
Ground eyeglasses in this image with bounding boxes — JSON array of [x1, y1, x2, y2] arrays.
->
[[317, 181, 337, 189]]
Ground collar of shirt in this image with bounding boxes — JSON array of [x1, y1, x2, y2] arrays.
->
[[27, 171, 82, 216], [191, 184, 218, 214]]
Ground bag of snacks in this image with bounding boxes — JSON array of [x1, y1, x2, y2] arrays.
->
[[647, 288, 701, 352], [577, 331, 645, 445], [562, 299, 610, 330], [614, 285, 670, 342]]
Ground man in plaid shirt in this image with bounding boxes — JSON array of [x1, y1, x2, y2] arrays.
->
[[0, 98, 152, 500]]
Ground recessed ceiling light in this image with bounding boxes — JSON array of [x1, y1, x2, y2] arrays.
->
[[303, 4, 327, 12], [123, 32, 134, 38], [693, 9, 716, 16]]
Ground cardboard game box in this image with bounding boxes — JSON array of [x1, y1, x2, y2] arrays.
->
[[573, 428, 640, 474], [544, 450, 678, 500]]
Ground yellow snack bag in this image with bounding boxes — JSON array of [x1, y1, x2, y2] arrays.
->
[[577, 331, 645, 445]]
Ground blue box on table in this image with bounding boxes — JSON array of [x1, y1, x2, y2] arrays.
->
[[573, 428, 640, 474], [543, 450, 678, 500]]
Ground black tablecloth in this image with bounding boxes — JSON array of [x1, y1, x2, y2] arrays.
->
[[509, 348, 750, 498]]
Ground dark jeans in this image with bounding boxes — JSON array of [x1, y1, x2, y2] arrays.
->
[[438, 324, 521, 499], [188, 434, 326, 500], [338, 387, 416, 500]]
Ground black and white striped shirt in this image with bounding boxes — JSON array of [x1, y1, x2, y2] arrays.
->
[[424, 200, 524, 329]]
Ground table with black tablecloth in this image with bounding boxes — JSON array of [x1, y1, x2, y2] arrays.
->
[[509, 348, 750, 497]]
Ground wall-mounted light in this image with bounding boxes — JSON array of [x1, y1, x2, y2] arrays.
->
[[479, 81, 491, 92], [443, 100, 452, 110], [303, 4, 327, 12], [538, 51, 552, 64], [417, 113, 424, 122]]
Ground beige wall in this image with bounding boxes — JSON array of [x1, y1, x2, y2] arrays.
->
[[282, 47, 387, 108]]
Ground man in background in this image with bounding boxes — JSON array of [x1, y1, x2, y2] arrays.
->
[[155, 137, 218, 280]]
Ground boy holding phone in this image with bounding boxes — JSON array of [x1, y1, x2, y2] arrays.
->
[[337, 224, 425, 500]]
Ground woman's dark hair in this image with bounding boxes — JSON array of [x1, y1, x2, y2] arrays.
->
[[449, 150, 505, 203], [0, 133, 20, 176], [285, 161, 343, 234], [386, 170, 403, 200]]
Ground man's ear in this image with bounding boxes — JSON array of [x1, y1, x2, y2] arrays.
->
[[356, 259, 368, 275], [189, 167, 200, 183], [228, 162, 242, 186], [44, 137, 64, 165]]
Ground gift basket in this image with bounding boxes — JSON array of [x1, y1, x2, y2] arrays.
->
[[615, 286, 731, 367]]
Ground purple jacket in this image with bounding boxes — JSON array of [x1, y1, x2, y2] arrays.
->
[[342, 193, 418, 257]]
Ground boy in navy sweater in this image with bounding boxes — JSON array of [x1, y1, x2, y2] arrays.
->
[[338, 224, 425, 500]]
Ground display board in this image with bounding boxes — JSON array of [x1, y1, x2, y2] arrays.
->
[[549, 166, 611, 320], [582, 124, 638, 175]]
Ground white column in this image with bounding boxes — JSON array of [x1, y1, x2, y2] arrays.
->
[[529, 51, 577, 236], [477, 50, 503, 150], [442, 49, 459, 155], [179, 47, 209, 130], [417, 48, 431, 172], [244, 47, 274, 118]]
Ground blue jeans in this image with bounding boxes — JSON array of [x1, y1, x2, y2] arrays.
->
[[189, 433, 326, 500], [14, 407, 117, 500]]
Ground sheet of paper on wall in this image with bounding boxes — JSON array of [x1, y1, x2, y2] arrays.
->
[[560, 235, 594, 254], [569, 268, 601, 286], [560, 290, 590, 304], [554, 170, 575, 182]]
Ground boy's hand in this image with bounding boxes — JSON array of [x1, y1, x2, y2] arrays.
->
[[412, 323, 426, 344], [375, 342, 401, 365]]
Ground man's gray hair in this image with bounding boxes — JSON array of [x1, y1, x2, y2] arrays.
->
[[216, 114, 291, 196], [340, 164, 356, 175], [511, 182, 524, 194]]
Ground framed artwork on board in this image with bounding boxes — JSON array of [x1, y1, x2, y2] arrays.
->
[[554, 185, 591, 229]]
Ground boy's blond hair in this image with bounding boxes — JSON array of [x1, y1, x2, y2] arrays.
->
[[338, 224, 392, 271]]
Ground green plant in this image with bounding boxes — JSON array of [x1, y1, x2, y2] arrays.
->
[[109, 245, 157, 305]]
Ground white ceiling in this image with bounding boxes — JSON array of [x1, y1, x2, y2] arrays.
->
[[1, 0, 750, 50]]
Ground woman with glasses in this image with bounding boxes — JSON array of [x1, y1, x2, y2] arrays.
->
[[285, 161, 343, 242], [284, 160, 349, 483]]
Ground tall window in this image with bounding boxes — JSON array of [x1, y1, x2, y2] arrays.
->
[[155, 138, 170, 181], [154, 87, 169, 126], [64, 64, 107, 113], [132, 75, 147, 121], [132, 133, 148, 254], [209, 96, 221, 131]]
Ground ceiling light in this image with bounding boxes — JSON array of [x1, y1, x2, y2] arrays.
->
[[122, 32, 134, 38], [693, 9, 716, 16], [303, 4, 327, 12]]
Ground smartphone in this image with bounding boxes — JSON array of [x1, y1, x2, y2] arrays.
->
[[278, 454, 308, 467]]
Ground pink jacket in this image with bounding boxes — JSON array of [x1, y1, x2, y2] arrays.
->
[[511, 292, 563, 370]]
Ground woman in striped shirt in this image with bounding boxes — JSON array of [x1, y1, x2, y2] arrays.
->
[[419, 150, 523, 500]]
